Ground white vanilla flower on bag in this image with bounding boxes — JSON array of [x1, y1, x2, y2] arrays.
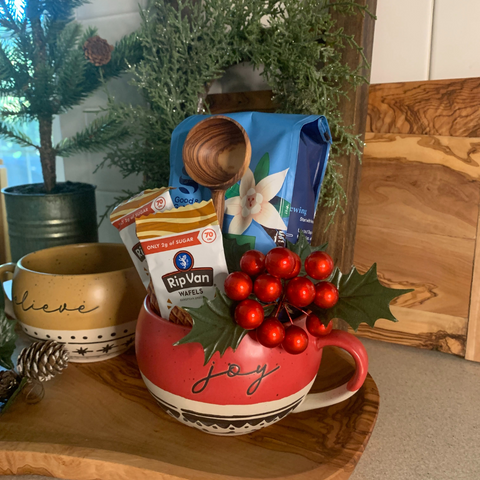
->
[[225, 167, 288, 235]]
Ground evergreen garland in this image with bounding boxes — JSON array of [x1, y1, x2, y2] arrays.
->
[[100, 0, 371, 223], [0, 0, 142, 192]]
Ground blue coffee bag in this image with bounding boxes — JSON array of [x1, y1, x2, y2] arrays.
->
[[169, 112, 332, 253]]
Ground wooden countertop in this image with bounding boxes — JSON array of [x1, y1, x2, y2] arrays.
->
[[0, 345, 379, 480]]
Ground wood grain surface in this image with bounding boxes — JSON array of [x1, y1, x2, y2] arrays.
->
[[367, 78, 480, 137], [207, 90, 276, 114], [355, 224, 475, 317], [359, 133, 480, 238], [354, 80, 480, 356], [0, 346, 379, 480], [312, 0, 377, 272], [183, 115, 251, 225], [355, 132, 479, 321], [466, 207, 480, 361], [350, 307, 467, 356]]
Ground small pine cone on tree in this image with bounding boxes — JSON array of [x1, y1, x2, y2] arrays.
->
[[0, 370, 19, 401], [83, 35, 114, 66], [17, 340, 69, 382]]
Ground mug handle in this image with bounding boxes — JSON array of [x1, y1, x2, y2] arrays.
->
[[293, 329, 368, 413], [0, 262, 16, 314]]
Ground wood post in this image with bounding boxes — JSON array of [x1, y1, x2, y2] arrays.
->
[[311, 0, 378, 272]]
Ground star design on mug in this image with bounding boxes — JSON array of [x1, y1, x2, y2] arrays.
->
[[123, 337, 135, 348], [99, 344, 115, 354], [74, 347, 92, 356]]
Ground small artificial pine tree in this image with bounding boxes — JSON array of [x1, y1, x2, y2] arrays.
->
[[0, 0, 142, 193], [99, 0, 371, 224]]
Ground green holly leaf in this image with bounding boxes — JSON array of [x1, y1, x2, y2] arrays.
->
[[254, 152, 270, 184], [225, 183, 240, 199], [0, 295, 16, 370], [175, 289, 248, 365], [286, 229, 327, 259], [223, 234, 254, 274], [311, 264, 414, 331], [286, 230, 327, 277]]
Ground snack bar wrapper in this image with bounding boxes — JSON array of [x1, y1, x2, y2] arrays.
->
[[110, 188, 174, 289], [169, 113, 332, 253], [135, 200, 229, 319]]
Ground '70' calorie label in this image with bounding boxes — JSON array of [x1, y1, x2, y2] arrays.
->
[[201, 228, 216, 243]]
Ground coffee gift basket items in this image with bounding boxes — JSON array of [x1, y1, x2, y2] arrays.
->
[[108, 113, 411, 435], [1, 113, 409, 421]]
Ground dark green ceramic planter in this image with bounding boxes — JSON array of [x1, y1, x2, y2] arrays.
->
[[2, 182, 99, 262]]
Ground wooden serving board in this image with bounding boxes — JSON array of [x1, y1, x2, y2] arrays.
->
[[0, 346, 379, 480], [354, 77, 480, 360]]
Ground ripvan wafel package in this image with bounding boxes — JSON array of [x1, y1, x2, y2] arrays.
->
[[110, 188, 174, 289], [135, 200, 229, 318]]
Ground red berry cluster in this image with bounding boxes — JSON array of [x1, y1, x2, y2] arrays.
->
[[224, 247, 339, 355]]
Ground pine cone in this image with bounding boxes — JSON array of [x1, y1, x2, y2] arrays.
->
[[0, 370, 19, 401], [17, 340, 69, 382], [83, 35, 114, 66]]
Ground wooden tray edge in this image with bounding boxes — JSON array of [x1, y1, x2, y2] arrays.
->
[[0, 372, 379, 480]]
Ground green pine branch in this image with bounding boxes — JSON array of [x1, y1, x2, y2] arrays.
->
[[94, 0, 372, 222], [0, 0, 20, 33], [0, 121, 38, 149], [41, 0, 86, 19], [0, 0, 141, 191], [49, 21, 83, 73], [0, 101, 30, 120], [55, 114, 131, 158], [0, 41, 27, 90], [96, 190, 131, 227]]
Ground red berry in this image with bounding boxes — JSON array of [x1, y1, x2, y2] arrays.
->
[[285, 276, 315, 308], [285, 252, 302, 279], [256, 317, 285, 348], [240, 250, 265, 277], [306, 315, 333, 336], [253, 274, 282, 303], [265, 247, 296, 278], [224, 272, 253, 301], [314, 282, 339, 309], [305, 251, 334, 280], [282, 325, 309, 354], [234, 299, 265, 330]]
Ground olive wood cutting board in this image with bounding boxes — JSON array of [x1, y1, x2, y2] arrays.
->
[[354, 77, 480, 360], [0, 346, 379, 480]]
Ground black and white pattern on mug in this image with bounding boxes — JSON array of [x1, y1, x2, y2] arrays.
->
[[19, 319, 138, 363], [140, 372, 314, 436]]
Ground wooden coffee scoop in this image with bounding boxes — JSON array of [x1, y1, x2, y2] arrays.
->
[[182, 115, 251, 226]]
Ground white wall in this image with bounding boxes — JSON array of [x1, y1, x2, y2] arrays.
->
[[60, 0, 147, 243], [370, 0, 480, 84]]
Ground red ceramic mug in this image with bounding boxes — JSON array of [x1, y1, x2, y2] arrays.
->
[[136, 297, 368, 436]]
